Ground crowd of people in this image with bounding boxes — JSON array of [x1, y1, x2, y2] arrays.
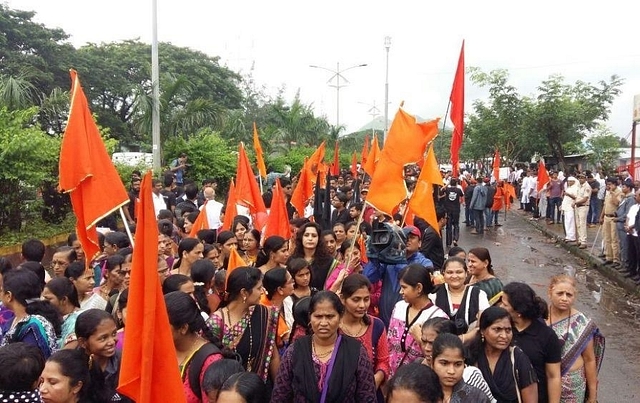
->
[[0, 158, 609, 403]]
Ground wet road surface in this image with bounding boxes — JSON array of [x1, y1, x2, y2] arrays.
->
[[454, 211, 640, 401]]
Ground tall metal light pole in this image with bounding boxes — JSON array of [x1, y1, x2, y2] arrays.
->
[[310, 62, 368, 130], [383, 36, 391, 144], [151, 0, 161, 173]]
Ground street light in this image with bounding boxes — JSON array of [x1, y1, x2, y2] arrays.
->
[[384, 36, 391, 144], [310, 62, 368, 130]]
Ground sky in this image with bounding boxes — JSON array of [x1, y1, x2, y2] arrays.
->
[[6, 0, 640, 141]]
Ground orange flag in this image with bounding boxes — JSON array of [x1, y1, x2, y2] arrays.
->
[[59, 70, 129, 264], [537, 160, 550, 193], [253, 122, 267, 179], [363, 135, 381, 177], [449, 41, 465, 178], [188, 202, 209, 238], [331, 141, 340, 176], [503, 182, 517, 209], [357, 235, 368, 263], [361, 134, 370, 165], [117, 171, 186, 403], [408, 146, 441, 233], [226, 247, 245, 288], [291, 158, 312, 217], [305, 141, 326, 182], [493, 149, 501, 182], [235, 143, 268, 230], [351, 152, 358, 178], [366, 107, 439, 216], [264, 179, 292, 240], [222, 179, 238, 231]]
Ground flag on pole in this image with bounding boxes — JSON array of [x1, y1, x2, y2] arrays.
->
[[351, 151, 358, 178], [252, 122, 267, 179], [537, 160, 550, 192], [221, 179, 238, 231], [407, 146, 441, 233], [226, 247, 245, 288], [361, 134, 370, 165], [331, 140, 340, 176], [291, 158, 312, 218], [235, 143, 268, 230], [492, 149, 501, 182], [449, 41, 465, 178], [363, 135, 381, 177], [59, 70, 129, 265], [264, 179, 292, 240], [117, 171, 186, 403], [188, 202, 209, 238]]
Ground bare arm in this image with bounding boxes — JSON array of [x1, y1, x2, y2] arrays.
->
[[269, 345, 281, 383], [521, 382, 538, 403], [545, 362, 561, 403], [582, 339, 599, 402]]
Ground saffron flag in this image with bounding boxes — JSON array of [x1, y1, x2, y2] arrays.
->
[[221, 179, 238, 231], [366, 107, 439, 216], [361, 134, 370, 165], [305, 141, 326, 183], [188, 202, 209, 238], [264, 179, 292, 240], [504, 182, 517, 209], [235, 143, 268, 230], [253, 122, 267, 179], [363, 135, 381, 177], [291, 158, 312, 218], [449, 41, 465, 178], [117, 171, 186, 403], [351, 151, 358, 178], [357, 235, 368, 264], [407, 146, 441, 233], [331, 140, 340, 176], [493, 149, 501, 182], [59, 70, 129, 264], [537, 160, 550, 193], [226, 247, 245, 288]]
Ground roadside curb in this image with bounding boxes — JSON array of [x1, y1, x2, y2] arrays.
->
[[515, 211, 640, 295]]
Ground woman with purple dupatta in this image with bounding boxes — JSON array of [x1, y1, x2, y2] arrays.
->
[[546, 275, 605, 403]]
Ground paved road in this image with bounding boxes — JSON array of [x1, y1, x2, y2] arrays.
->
[[453, 209, 640, 402]]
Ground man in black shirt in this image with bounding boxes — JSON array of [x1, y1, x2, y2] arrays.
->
[[441, 178, 464, 248]]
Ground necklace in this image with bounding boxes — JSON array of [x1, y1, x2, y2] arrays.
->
[[226, 307, 254, 371], [312, 336, 334, 359], [340, 320, 365, 338]]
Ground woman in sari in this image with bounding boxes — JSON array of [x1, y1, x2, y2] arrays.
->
[[467, 247, 503, 303], [207, 267, 280, 384], [546, 274, 604, 403], [270, 290, 376, 402]]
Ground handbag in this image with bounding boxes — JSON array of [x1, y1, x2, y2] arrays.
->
[[509, 346, 523, 403]]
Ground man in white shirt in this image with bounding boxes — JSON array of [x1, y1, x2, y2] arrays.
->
[[201, 186, 223, 230], [623, 190, 640, 283], [152, 179, 167, 218]]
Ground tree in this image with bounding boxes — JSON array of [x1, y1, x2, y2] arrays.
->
[[585, 124, 623, 173]]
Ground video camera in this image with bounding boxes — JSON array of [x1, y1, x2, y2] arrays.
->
[[366, 221, 407, 264]]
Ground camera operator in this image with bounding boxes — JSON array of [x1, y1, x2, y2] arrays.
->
[[363, 224, 434, 327]]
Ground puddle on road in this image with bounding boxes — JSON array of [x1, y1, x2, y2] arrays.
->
[[581, 271, 640, 321]]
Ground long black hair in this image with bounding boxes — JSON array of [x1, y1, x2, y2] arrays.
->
[[219, 371, 266, 403], [385, 362, 443, 402], [173, 237, 201, 270], [340, 274, 371, 325], [164, 291, 221, 347], [225, 267, 262, 303], [255, 235, 287, 267], [44, 277, 80, 309], [3, 269, 61, 337], [191, 259, 216, 315], [502, 282, 548, 320], [262, 268, 289, 301]]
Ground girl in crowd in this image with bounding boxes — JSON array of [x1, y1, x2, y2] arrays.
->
[[262, 268, 295, 350], [202, 359, 245, 403], [501, 282, 562, 403], [184, 211, 200, 236], [115, 289, 128, 350], [67, 232, 85, 262], [256, 236, 290, 275], [418, 317, 495, 402], [75, 309, 130, 402], [467, 307, 538, 403], [65, 261, 105, 310], [218, 372, 266, 403], [0, 269, 59, 359], [387, 264, 447, 377], [466, 247, 503, 302], [165, 291, 227, 403], [431, 333, 491, 402], [233, 216, 251, 252], [430, 256, 489, 337], [217, 231, 239, 269], [172, 237, 204, 277], [282, 258, 317, 329], [97, 255, 127, 303], [40, 349, 106, 403], [162, 274, 195, 296], [270, 291, 377, 402], [385, 362, 443, 403], [344, 221, 358, 242], [242, 229, 261, 266], [339, 274, 390, 402], [203, 243, 223, 270], [325, 241, 364, 292], [546, 274, 604, 403], [289, 222, 338, 290], [207, 267, 280, 383], [42, 277, 81, 349], [191, 259, 216, 317], [321, 230, 338, 260]]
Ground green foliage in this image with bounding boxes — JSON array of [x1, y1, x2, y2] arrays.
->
[[585, 125, 623, 173], [163, 128, 237, 189], [0, 107, 61, 231]]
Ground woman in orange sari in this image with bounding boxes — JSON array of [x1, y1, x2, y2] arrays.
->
[[490, 181, 506, 227]]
